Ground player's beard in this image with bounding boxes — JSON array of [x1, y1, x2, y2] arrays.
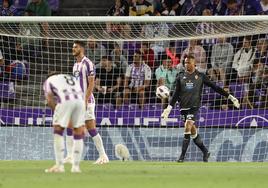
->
[[73, 50, 80, 57]]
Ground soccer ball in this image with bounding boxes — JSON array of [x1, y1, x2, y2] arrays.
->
[[156, 85, 170, 99]]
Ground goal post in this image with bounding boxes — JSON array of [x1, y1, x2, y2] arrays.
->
[[0, 16, 267, 161]]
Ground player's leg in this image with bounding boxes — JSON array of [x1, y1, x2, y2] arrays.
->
[[177, 112, 193, 163], [86, 103, 109, 164], [45, 103, 69, 173], [63, 122, 73, 164], [45, 125, 65, 173], [71, 127, 84, 173], [191, 125, 210, 162], [70, 100, 86, 173]]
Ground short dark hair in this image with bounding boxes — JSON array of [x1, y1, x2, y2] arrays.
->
[[74, 40, 85, 48], [135, 49, 142, 55], [101, 55, 113, 61], [46, 71, 59, 79], [227, 0, 237, 4]]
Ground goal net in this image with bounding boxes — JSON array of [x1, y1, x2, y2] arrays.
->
[[0, 16, 267, 161]]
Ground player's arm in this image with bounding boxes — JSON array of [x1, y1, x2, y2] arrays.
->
[[161, 77, 181, 119], [169, 78, 181, 107], [203, 74, 240, 108], [43, 81, 56, 111], [85, 75, 94, 104], [46, 92, 56, 111]]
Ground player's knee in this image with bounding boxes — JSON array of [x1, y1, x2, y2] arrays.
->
[[184, 120, 193, 132], [53, 125, 64, 136], [184, 133, 191, 140], [67, 121, 73, 128], [85, 120, 96, 129], [73, 126, 84, 136], [191, 125, 197, 136]]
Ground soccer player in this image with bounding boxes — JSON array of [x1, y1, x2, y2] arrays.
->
[[161, 54, 240, 162], [64, 40, 109, 164], [43, 73, 85, 173]]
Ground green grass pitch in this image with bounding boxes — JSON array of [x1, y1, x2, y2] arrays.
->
[[0, 161, 268, 188]]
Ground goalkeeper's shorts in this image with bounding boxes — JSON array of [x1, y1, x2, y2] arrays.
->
[[180, 107, 199, 122]]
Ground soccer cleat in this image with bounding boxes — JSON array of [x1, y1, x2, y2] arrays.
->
[[63, 156, 73, 164], [93, 154, 109, 165], [71, 166, 81, 173], [177, 155, 185, 163], [45, 165, 65, 173], [203, 152, 210, 162]]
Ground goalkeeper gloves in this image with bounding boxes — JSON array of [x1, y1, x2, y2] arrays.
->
[[228, 95, 240, 109], [161, 105, 173, 120]]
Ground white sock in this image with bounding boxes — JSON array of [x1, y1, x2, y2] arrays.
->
[[54, 134, 65, 167], [66, 135, 73, 157], [92, 133, 106, 156], [72, 138, 83, 167]]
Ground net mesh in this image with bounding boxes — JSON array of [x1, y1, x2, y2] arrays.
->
[[0, 17, 267, 161]]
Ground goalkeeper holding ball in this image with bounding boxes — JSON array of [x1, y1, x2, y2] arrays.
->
[[161, 54, 240, 162]]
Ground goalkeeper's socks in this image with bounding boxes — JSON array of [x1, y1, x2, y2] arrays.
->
[[193, 134, 208, 154], [72, 134, 84, 168], [66, 128, 73, 157], [179, 134, 191, 160], [90, 129, 106, 156], [54, 131, 65, 167]]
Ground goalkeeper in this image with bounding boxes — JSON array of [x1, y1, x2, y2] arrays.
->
[[161, 54, 240, 162]]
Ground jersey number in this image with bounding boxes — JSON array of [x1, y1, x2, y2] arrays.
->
[[64, 75, 75, 86]]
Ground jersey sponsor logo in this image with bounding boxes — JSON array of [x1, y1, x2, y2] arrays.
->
[[185, 81, 194, 89]]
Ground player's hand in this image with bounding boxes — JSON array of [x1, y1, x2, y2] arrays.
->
[[228, 95, 240, 109], [161, 105, 172, 120]]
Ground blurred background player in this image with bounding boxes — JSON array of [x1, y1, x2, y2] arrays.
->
[[161, 54, 240, 162], [65, 40, 109, 165], [43, 73, 85, 173]]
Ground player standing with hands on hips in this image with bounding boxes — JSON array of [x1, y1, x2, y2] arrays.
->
[[161, 54, 240, 162]]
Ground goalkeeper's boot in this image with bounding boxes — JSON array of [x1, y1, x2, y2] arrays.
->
[[71, 166, 81, 173], [45, 165, 65, 173], [63, 156, 73, 164], [177, 155, 185, 163], [203, 152, 210, 162], [93, 154, 109, 165]]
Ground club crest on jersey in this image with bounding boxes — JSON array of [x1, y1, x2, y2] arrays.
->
[[195, 75, 198, 79], [73, 70, 80, 78]]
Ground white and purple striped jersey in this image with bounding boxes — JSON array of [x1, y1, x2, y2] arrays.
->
[[125, 62, 152, 88], [73, 56, 95, 104], [43, 74, 84, 103]]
